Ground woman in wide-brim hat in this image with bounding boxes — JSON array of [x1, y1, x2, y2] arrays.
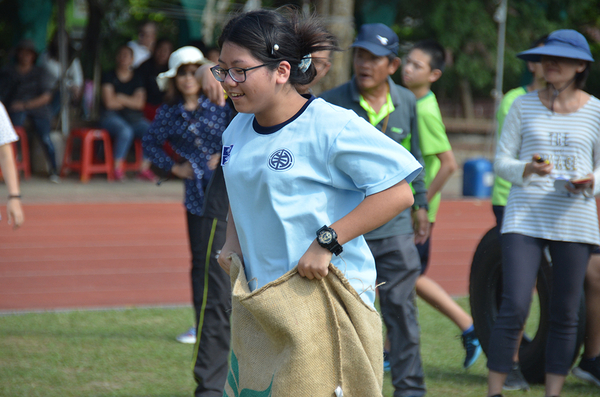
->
[[487, 29, 600, 397], [142, 45, 235, 396]]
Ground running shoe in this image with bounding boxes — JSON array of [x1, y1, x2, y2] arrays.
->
[[114, 168, 126, 182], [461, 328, 482, 369], [176, 326, 197, 344], [572, 355, 600, 387], [503, 362, 530, 391], [383, 350, 391, 372], [49, 173, 60, 184], [137, 169, 158, 182]]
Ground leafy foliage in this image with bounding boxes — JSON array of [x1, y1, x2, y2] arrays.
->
[[388, 0, 600, 100], [91, 0, 178, 72]]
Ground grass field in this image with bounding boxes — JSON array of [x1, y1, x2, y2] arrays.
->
[[0, 297, 597, 397]]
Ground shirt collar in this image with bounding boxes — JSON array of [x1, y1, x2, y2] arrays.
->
[[350, 76, 401, 106]]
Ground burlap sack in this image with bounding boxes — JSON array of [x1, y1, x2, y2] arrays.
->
[[223, 254, 383, 397]]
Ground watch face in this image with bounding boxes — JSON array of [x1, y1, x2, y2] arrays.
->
[[319, 230, 333, 244]]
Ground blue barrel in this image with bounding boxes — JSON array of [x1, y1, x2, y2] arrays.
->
[[463, 158, 494, 198]]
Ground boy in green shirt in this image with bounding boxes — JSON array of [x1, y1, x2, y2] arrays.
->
[[402, 39, 482, 369]]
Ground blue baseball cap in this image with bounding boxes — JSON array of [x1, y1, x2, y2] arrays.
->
[[351, 23, 400, 57], [517, 29, 594, 62]]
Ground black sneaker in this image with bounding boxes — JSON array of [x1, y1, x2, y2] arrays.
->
[[461, 329, 482, 369], [572, 355, 600, 387], [503, 362, 530, 391]]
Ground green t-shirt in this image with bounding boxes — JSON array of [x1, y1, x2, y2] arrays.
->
[[491, 86, 527, 206], [416, 92, 452, 222]]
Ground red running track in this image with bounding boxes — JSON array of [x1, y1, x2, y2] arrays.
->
[[0, 200, 496, 312]]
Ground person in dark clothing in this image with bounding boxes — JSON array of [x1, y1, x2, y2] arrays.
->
[[143, 46, 234, 397], [136, 38, 173, 120], [1, 39, 58, 182], [100, 44, 155, 181]]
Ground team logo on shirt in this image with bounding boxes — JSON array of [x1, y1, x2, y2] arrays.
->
[[268, 148, 294, 171], [221, 145, 233, 165]]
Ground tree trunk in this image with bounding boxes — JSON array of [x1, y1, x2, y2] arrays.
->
[[314, 0, 354, 94], [201, 0, 216, 45], [460, 78, 475, 119], [85, 0, 106, 122]]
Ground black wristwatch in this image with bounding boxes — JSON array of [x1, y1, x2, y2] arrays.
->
[[316, 225, 343, 256]]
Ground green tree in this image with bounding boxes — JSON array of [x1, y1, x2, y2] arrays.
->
[[394, 0, 600, 116]]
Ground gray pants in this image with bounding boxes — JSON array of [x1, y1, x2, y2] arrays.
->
[[367, 234, 426, 397]]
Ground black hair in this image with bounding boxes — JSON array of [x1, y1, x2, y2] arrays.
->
[[189, 40, 208, 54], [530, 34, 549, 49], [217, 9, 339, 86], [575, 62, 590, 89], [117, 43, 134, 57], [155, 38, 173, 49], [16, 45, 38, 64], [138, 20, 157, 33], [411, 39, 446, 72], [206, 46, 220, 56]]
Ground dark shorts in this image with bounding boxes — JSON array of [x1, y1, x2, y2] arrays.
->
[[415, 223, 434, 275], [492, 205, 505, 235]]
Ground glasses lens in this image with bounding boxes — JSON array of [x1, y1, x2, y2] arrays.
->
[[229, 68, 245, 83], [211, 66, 225, 82]]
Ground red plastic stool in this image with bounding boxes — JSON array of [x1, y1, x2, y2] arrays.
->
[[0, 126, 31, 180], [122, 138, 143, 172], [143, 103, 160, 121], [60, 128, 114, 183]]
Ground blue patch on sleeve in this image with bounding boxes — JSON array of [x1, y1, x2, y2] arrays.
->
[[222, 145, 234, 165]]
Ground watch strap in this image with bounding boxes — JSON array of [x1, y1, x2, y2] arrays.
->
[[316, 225, 343, 256]]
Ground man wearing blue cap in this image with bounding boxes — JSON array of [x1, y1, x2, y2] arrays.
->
[[321, 23, 428, 397]]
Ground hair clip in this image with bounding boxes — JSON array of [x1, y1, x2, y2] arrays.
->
[[299, 54, 312, 73], [272, 44, 279, 55]]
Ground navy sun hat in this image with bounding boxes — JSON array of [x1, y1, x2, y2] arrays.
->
[[351, 23, 400, 57], [517, 29, 594, 62]]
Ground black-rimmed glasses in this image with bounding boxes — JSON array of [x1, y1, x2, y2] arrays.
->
[[210, 64, 272, 83]]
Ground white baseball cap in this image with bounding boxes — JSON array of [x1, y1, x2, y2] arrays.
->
[[156, 46, 208, 91]]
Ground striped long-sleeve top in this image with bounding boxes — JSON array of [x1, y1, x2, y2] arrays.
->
[[495, 92, 600, 245]]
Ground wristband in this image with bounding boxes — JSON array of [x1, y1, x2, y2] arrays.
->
[[8, 195, 22, 200], [413, 204, 429, 212]]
